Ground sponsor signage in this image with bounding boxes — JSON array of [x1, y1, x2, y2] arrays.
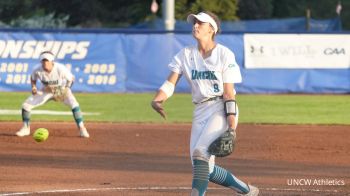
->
[[244, 34, 350, 69]]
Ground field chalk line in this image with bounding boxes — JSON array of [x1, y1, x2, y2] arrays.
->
[[0, 186, 346, 195], [0, 109, 100, 116]]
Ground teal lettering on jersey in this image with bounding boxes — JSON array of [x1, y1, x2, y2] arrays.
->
[[42, 80, 59, 85], [191, 70, 217, 80]]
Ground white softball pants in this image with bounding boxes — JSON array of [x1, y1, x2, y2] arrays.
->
[[190, 98, 239, 173], [22, 88, 79, 111]]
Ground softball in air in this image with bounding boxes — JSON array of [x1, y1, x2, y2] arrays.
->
[[33, 128, 49, 142]]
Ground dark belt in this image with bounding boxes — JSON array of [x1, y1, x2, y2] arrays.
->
[[196, 96, 223, 105]]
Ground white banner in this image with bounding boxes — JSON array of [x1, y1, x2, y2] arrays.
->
[[244, 34, 350, 69]]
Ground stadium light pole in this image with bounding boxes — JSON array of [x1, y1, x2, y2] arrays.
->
[[336, 1, 342, 31], [305, 8, 311, 31], [163, 0, 175, 31]]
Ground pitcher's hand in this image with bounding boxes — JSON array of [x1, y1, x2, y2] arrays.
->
[[31, 86, 37, 95], [151, 100, 167, 119]]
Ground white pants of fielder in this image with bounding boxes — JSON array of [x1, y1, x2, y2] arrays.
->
[[190, 98, 239, 173], [22, 88, 79, 111]]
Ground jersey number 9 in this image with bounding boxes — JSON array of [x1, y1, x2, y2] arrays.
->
[[213, 83, 220, 93]]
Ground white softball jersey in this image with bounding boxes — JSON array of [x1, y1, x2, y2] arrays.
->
[[168, 44, 242, 104], [168, 44, 242, 172], [31, 62, 74, 89]]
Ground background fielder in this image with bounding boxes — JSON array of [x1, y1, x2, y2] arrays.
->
[[151, 12, 259, 196], [16, 51, 90, 138]]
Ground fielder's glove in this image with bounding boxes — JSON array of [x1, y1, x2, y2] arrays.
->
[[52, 86, 68, 102], [208, 128, 236, 157]]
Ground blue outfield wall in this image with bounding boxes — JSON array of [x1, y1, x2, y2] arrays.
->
[[0, 30, 349, 93]]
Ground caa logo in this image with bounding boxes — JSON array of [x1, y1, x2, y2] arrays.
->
[[323, 48, 345, 55]]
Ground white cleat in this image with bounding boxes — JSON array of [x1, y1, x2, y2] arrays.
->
[[238, 185, 259, 196], [16, 126, 30, 137], [79, 127, 90, 138]]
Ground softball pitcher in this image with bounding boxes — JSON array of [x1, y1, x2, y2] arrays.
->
[[151, 11, 258, 196], [16, 51, 90, 138]]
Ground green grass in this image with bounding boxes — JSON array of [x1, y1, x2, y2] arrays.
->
[[0, 92, 349, 124], [237, 94, 350, 124]]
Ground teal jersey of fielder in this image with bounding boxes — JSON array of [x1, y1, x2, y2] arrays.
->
[[168, 44, 242, 104]]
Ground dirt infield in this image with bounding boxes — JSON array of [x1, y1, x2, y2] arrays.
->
[[0, 122, 349, 196]]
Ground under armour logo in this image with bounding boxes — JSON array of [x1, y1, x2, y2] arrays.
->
[[250, 45, 264, 54]]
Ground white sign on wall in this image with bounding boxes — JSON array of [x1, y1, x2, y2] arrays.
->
[[244, 34, 350, 69]]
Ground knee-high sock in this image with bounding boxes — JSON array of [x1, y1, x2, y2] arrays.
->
[[72, 107, 83, 127], [209, 165, 249, 194], [192, 159, 209, 196], [22, 109, 30, 127]]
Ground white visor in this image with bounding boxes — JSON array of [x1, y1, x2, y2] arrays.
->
[[187, 12, 218, 34], [40, 53, 54, 62]]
